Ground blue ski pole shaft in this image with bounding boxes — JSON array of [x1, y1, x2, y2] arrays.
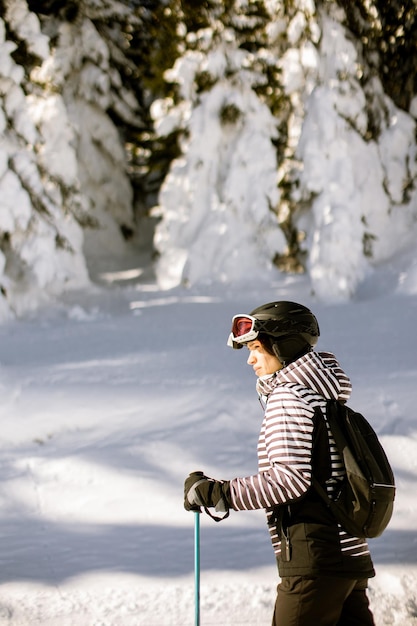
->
[[194, 510, 201, 626]]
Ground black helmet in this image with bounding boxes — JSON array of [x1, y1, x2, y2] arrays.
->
[[227, 301, 320, 365]]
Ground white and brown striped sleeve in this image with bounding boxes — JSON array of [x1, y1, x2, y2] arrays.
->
[[229, 387, 315, 511]]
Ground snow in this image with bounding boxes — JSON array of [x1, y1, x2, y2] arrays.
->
[[4, 0, 49, 60], [0, 263, 416, 625]]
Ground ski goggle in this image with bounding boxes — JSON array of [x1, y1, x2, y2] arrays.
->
[[227, 314, 260, 347]]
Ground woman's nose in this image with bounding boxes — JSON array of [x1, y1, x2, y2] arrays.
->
[[247, 352, 255, 365]]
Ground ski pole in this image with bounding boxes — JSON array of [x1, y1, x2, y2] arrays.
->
[[194, 510, 201, 626]]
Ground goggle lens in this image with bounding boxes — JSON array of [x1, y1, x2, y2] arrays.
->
[[232, 316, 255, 337], [228, 314, 261, 347]]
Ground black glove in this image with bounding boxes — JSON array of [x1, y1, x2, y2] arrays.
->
[[184, 471, 231, 514]]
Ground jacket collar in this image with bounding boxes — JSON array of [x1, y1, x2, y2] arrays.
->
[[256, 351, 352, 402]]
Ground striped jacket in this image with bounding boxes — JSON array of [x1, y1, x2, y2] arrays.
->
[[229, 351, 375, 578]]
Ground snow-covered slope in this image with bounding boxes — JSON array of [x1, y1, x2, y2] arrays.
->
[[0, 265, 415, 624]]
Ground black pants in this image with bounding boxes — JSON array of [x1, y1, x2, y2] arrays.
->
[[272, 576, 375, 626]]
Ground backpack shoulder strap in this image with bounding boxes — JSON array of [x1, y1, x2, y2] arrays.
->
[[311, 403, 332, 484], [324, 399, 350, 452], [310, 402, 333, 505]]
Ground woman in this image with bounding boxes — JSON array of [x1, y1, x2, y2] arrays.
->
[[184, 301, 375, 626]]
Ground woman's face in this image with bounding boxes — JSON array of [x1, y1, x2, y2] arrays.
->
[[246, 339, 282, 377]]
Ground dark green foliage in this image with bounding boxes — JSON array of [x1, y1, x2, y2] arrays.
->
[[195, 70, 217, 94], [181, 0, 271, 50], [27, 0, 79, 20], [362, 231, 377, 258], [132, 0, 183, 99], [128, 128, 182, 211], [219, 103, 241, 125], [180, 0, 215, 32], [336, 0, 417, 112]]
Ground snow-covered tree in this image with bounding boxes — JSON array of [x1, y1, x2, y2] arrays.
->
[[0, 0, 144, 317], [294, 1, 417, 300], [151, 0, 297, 289], [153, 0, 417, 299]]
